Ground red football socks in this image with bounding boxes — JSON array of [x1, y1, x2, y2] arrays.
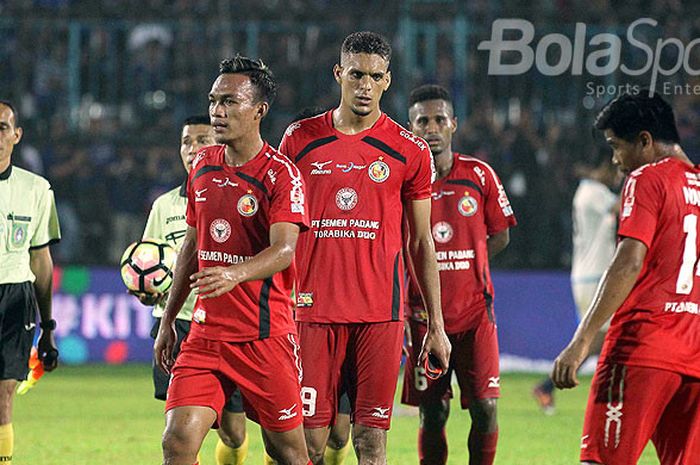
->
[[418, 427, 448, 465], [467, 429, 498, 465]]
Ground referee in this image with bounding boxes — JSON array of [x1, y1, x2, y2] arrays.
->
[[0, 100, 60, 464]]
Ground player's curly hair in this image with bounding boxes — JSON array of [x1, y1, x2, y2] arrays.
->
[[341, 31, 392, 62], [408, 84, 452, 107], [595, 91, 680, 144], [219, 55, 277, 105]]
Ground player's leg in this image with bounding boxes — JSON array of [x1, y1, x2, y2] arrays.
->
[[151, 318, 190, 401], [297, 323, 347, 465], [0, 282, 37, 464], [262, 425, 312, 465], [163, 406, 217, 465], [216, 391, 248, 465], [349, 321, 404, 465], [579, 362, 681, 465], [651, 376, 700, 465], [324, 394, 351, 465], [460, 321, 500, 465]]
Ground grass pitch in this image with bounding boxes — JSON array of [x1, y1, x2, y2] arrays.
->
[[14, 365, 658, 464]]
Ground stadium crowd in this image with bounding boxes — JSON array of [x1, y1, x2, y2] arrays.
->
[[2, 0, 700, 267]]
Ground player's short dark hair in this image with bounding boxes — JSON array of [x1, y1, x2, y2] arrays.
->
[[219, 55, 277, 105], [341, 31, 392, 62], [183, 115, 210, 127], [594, 91, 680, 144], [0, 99, 19, 126], [408, 84, 452, 107], [292, 106, 325, 123]]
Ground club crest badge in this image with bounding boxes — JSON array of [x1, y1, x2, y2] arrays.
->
[[336, 187, 358, 211], [209, 218, 231, 243], [237, 193, 258, 217], [458, 194, 478, 217], [432, 221, 454, 243], [368, 159, 390, 183]]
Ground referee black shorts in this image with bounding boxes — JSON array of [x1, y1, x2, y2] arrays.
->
[[0, 282, 37, 381], [150, 317, 245, 413]]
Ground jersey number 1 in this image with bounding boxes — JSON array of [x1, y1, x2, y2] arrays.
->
[[676, 214, 700, 295]]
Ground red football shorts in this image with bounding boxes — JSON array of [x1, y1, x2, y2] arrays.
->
[[401, 316, 500, 408], [297, 321, 403, 430], [581, 360, 700, 464], [165, 333, 304, 433]]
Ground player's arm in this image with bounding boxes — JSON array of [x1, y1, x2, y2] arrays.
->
[[487, 229, 510, 258], [551, 237, 647, 389], [29, 246, 58, 371], [154, 225, 198, 373], [191, 222, 300, 299], [405, 198, 451, 370]]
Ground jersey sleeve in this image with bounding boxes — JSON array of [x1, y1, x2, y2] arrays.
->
[[402, 143, 434, 201], [278, 127, 297, 160], [143, 199, 162, 241], [482, 164, 517, 235], [30, 184, 61, 249], [269, 158, 309, 230], [618, 170, 662, 248]]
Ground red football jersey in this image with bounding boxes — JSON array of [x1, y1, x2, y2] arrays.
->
[[406, 153, 516, 333], [185, 143, 309, 342], [601, 157, 700, 378], [279, 111, 433, 323]]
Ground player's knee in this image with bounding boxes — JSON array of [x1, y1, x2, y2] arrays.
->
[[327, 424, 350, 449], [162, 425, 197, 460], [352, 426, 386, 461], [470, 398, 498, 432], [218, 415, 246, 448], [305, 441, 325, 465], [419, 401, 449, 430]]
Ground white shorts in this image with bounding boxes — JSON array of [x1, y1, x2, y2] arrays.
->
[[571, 278, 610, 331]]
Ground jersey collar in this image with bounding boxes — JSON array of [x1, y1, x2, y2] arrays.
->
[[0, 164, 11, 181]]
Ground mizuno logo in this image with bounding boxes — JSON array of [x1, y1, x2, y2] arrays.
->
[[24, 323, 35, 331], [311, 161, 332, 170], [488, 376, 500, 388], [371, 407, 391, 419], [278, 404, 298, 420]]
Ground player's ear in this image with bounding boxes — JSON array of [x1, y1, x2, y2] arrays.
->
[[333, 64, 342, 84], [255, 101, 269, 121], [13, 126, 22, 145], [451, 116, 458, 134], [638, 130, 653, 149], [383, 70, 392, 91]]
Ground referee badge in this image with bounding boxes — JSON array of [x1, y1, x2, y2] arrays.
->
[[458, 193, 478, 217], [11, 221, 28, 248], [237, 193, 258, 217], [368, 158, 390, 183]]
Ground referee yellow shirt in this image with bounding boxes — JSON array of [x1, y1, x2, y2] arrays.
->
[[143, 182, 195, 321], [0, 165, 61, 285]]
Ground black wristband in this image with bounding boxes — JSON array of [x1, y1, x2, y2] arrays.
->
[[39, 319, 57, 331]]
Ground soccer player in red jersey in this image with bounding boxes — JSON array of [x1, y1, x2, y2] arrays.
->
[[279, 32, 451, 465], [401, 85, 516, 465], [552, 92, 700, 465], [154, 56, 312, 465]]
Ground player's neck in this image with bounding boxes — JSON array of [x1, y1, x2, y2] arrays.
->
[[434, 149, 454, 180], [224, 136, 264, 168], [657, 143, 693, 167], [0, 156, 10, 177], [332, 106, 381, 135]]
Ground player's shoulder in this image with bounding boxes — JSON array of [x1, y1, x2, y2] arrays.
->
[[152, 185, 182, 208], [454, 153, 503, 187], [380, 115, 430, 155], [191, 144, 224, 171], [11, 166, 52, 191], [263, 145, 303, 185], [282, 112, 330, 142]]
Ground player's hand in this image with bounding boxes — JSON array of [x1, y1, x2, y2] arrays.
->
[[37, 329, 59, 372], [190, 266, 241, 299], [419, 326, 451, 374], [402, 319, 413, 358], [129, 290, 165, 306], [154, 320, 177, 374], [551, 339, 590, 390]]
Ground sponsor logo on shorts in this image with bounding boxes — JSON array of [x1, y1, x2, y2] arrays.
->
[[209, 219, 231, 243], [368, 158, 390, 183], [432, 221, 453, 244], [336, 187, 358, 211], [310, 160, 333, 175], [580, 435, 589, 450], [604, 364, 626, 449], [24, 322, 35, 331], [278, 404, 298, 421], [458, 193, 478, 217], [193, 308, 206, 324], [297, 292, 314, 307], [371, 406, 391, 420], [488, 376, 500, 388], [237, 193, 259, 217]]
